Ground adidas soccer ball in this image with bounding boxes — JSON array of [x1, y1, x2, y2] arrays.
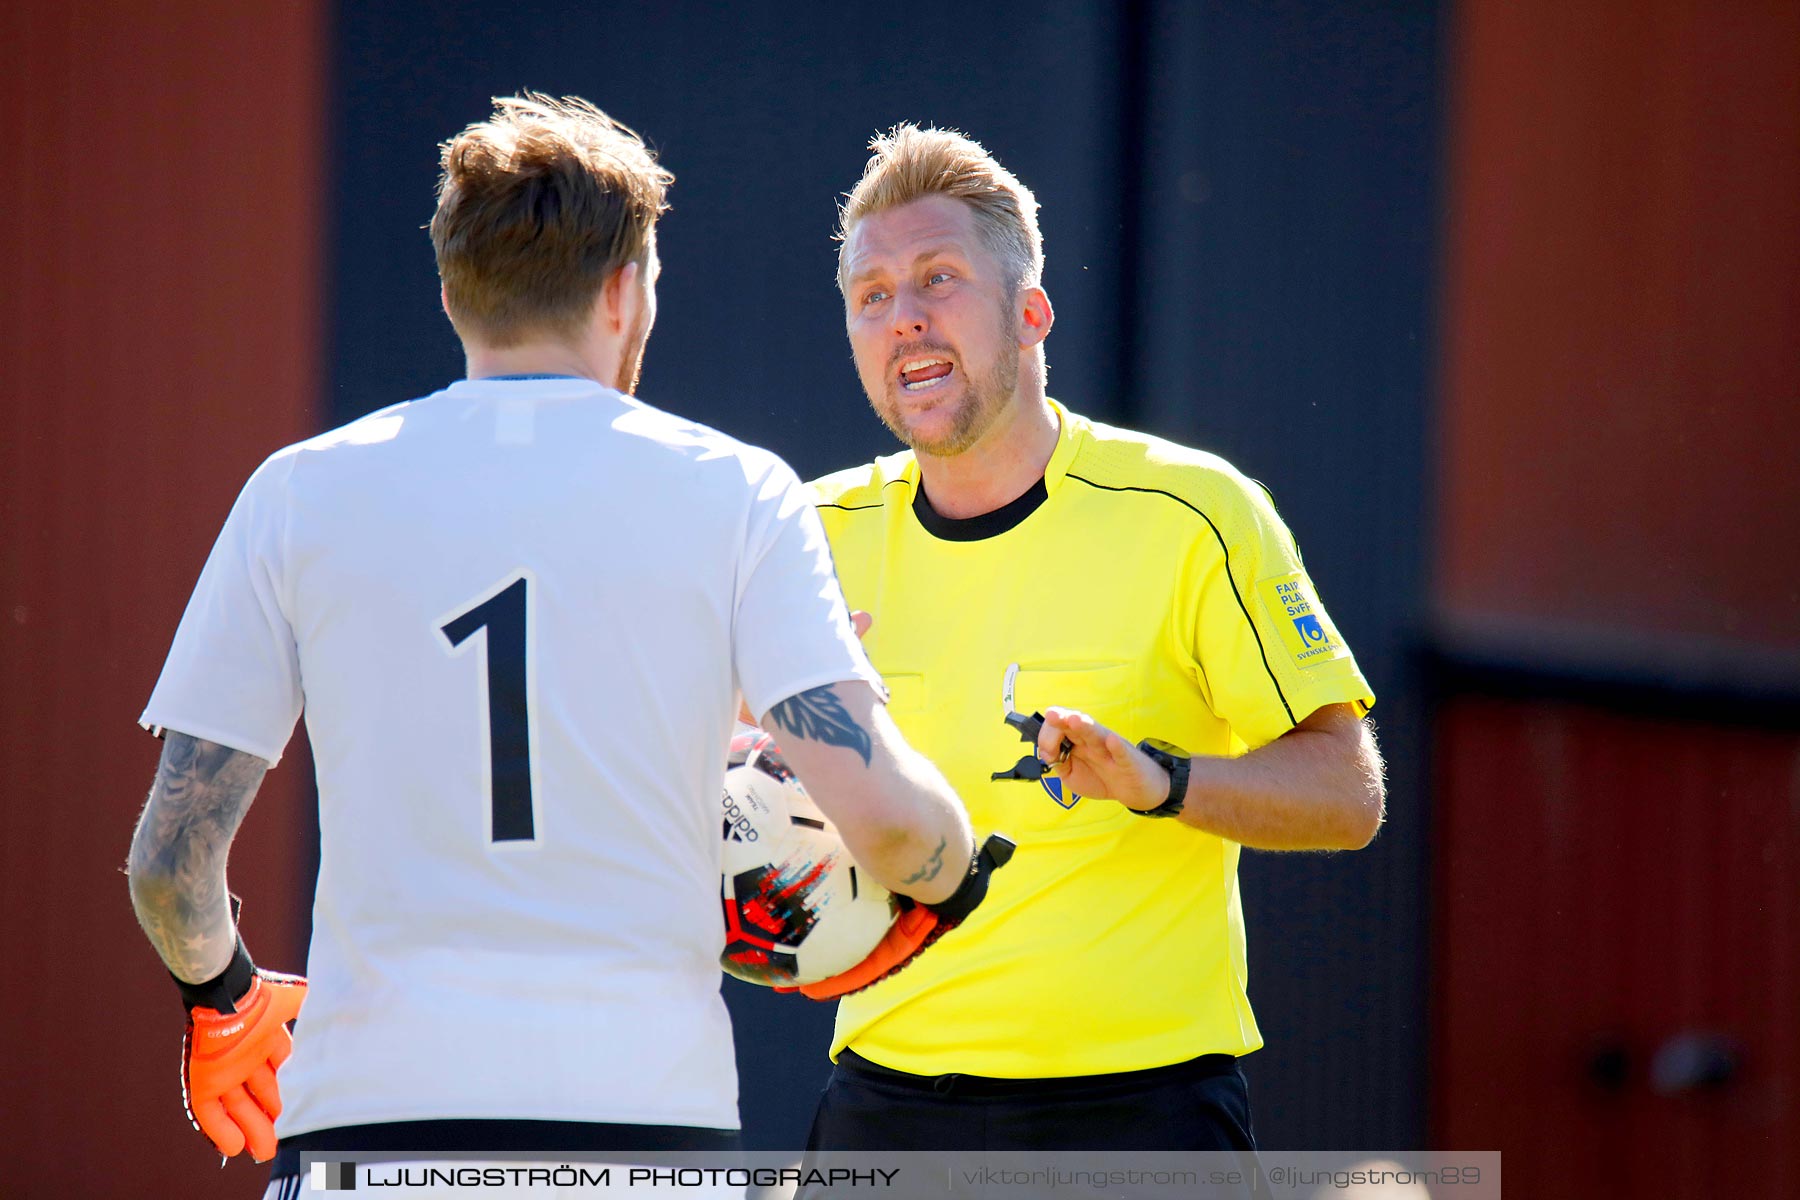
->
[[720, 726, 897, 986]]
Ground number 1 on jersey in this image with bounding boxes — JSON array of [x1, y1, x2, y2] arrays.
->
[[440, 572, 537, 843]]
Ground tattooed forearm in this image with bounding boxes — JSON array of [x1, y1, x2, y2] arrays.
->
[[900, 836, 947, 886], [767, 684, 872, 766], [127, 732, 268, 982]]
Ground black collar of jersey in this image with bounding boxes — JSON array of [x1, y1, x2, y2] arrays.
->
[[912, 475, 1049, 542]]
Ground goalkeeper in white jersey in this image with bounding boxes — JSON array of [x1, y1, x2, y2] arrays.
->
[[126, 94, 1001, 1196]]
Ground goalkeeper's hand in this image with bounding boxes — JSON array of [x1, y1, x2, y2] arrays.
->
[[783, 833, 1015, 1001], [176, 936, 307, 1162]]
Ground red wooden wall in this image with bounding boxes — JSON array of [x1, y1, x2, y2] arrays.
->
[[1437, 0, 1800, 651], [1434, 0, 1800, 1193], [1434, 699, 1797, 1195], [0, 2, 324, 1194]]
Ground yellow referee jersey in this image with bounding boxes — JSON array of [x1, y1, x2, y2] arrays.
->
[[810, 400, 1375, 1077]]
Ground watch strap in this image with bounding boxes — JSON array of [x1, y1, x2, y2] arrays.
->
[[1132, 738, 1190, 818]]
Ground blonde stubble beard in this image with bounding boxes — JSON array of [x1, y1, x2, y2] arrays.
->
[[868, 323, 1024, 459]]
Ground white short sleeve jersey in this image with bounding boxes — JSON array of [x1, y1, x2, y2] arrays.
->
[[140, 377, 880, 1134]]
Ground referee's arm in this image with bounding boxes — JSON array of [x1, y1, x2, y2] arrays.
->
[[1040, 702, 1385, 851]]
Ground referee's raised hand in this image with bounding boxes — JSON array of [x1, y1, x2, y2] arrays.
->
[[1037, 707, 1171, 812]]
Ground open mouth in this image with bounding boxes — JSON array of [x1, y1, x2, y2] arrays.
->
[[898, 357, 956, 393]]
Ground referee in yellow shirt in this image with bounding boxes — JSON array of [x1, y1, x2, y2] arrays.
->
[[802, 124, 1386, 1153]]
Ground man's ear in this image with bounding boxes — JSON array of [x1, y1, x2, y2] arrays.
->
[[440, 283, 451, 317], [601, 260, 643, 334], [1019, 287, 1054, 348]]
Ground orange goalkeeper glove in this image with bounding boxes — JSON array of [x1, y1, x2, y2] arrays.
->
[[176, 935, 307, 1162], [785, 833, 1015, 1001]]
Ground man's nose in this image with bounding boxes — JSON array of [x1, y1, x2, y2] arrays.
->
[[891, 289, 928, 337]]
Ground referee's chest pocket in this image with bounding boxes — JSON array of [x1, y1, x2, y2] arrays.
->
[[1011, 664, 1137, 743]]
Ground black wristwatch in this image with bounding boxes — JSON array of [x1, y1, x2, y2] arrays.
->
[[1131, 739, 1191, 818]]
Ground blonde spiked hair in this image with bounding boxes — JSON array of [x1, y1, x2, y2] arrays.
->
[[836, 124, 1042, 296], [430, 93, 672, 346]]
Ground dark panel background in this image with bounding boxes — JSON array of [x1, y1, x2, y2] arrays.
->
[[1131, 2, 1440, 1145], [0, 1, 325, 1195], [329, 0, 1129, 458], [330, 0, 1440, 1150]]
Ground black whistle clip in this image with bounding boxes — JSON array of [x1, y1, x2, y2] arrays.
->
[[991, 709, 1051, 782], [989, 662, 1073, 784]]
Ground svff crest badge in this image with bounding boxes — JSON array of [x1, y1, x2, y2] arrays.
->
[[1041, 774, 1081, 809]]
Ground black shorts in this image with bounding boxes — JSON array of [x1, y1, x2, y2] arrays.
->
[[805, 1049, 1258, 1152]]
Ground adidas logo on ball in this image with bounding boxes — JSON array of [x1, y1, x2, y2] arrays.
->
[[719, 727, 897, 986]]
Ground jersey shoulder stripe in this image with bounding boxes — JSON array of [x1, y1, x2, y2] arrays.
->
[[810, 450, 915, 510], [1065, 418, 1275, 529], [1064, 418, 1300, 727]]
